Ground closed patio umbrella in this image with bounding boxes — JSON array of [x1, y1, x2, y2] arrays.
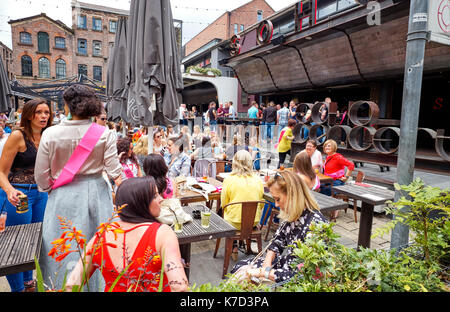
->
[[0, 57, 12, 113], [125, 0, 183, 127], [106, 16, 129, 123]]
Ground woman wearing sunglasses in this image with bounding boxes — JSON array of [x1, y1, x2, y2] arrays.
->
[[231, 171, 327, 284]]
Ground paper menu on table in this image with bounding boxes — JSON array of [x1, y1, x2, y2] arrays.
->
[[360, 193, 386, 202]]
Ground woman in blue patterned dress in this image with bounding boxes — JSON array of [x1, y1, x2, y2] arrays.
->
[[231, 171, 328, 284]]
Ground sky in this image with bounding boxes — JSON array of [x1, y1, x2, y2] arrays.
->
[[0, 0, 298, 49]]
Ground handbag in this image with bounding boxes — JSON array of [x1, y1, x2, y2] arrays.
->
[[52, 123, 106, 190], [156, 198, 193, 226]]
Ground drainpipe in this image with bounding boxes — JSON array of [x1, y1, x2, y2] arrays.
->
[[390, 0, 429, 252]]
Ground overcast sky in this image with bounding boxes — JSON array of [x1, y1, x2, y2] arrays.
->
[[0, 0, 298, 49]]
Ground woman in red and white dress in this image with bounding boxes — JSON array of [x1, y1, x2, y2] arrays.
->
[[117, 137, 142, 180]]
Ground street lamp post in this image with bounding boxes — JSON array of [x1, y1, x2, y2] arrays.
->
[[390, 0, 429, 250]]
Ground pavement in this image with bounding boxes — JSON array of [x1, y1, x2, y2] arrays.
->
[[1, 161, 446, 292]]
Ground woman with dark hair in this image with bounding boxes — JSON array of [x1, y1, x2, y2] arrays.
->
[[304, 140, 323, 172], [65, 177, 188, 292], [117, 137, 142, 180], [0, 99, 52, 292], [293, 151, 320, 191], [35, 84, 123, 291], [143, 153, 174, 199], [164, 133, 191, 178]]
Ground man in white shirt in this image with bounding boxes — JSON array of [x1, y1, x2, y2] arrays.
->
[[228, 101, 237, 119]]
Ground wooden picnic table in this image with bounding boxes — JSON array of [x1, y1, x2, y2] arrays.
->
[[0, 222, 43, 276], [178, 177, 222, 208], [332, 183, 394, 249], [176, 205, 236, 278]]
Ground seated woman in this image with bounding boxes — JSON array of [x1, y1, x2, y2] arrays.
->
[[117, 137, 142, 180], [164, 134, 191, 179], [249, 137, 261, 171], [304, 140, 323, 172], [221, 150, 264, 259], [321, 139, 355, 219], [231, 171, 327, 284], [65, 176, 188, 292], [152, 128, 166, 155], [143, 153, 174, 199], [191, 125, 203, 149], [190, 136, 213, 160], [293, 151, 320, 191]]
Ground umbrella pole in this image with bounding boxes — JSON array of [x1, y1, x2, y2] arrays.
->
[[148, 94, 155, 155]]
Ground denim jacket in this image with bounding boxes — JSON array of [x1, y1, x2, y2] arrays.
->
[[164, 152, 191, 178]]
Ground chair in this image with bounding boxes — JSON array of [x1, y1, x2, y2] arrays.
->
[[213, 200, 266, 279], [192, 158, 214, 178], [208, 160, 232, 179], [336, 170, 365, 223], [253, 157, 270, 170], [264, 205, 280, 242]]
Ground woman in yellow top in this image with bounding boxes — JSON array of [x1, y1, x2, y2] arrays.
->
[[221, 150, 264, 259], [276, 119, 296, 169]]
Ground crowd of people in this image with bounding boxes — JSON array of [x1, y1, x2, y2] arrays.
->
[[0, 84, 356, 291]]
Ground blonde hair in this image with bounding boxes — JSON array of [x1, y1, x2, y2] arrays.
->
[[133, 135, 148, 156], [323, 139, 338, 153], [267, 171, 319, 222], [231, 149, 254, 177]]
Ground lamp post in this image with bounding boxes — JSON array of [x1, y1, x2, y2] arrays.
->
[[390, 0, 429, 251]]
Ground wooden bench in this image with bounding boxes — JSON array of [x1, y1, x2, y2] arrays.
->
[[0, 222, 43, 276]]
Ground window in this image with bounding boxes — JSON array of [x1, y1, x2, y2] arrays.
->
[[78, 64, 87, 77], [21, 55, 32, 77], [20, 32, 32, 45], [78, 15, 87, 29], [55, 37, 66, 49], [38, 57, 50, 78], [240, 24, 244, 32], [77, 39, 87, 55], [93, 66, 102, 81], [37, 32, 49, 53], [109, 20, 117, 33], [257, 10, 263, 22], [234, 24, 238, 34], [93, 40, 102, 56], [92, 17, 102, 31], [317, 0, 357, 20], [55, 59, 66, 79]]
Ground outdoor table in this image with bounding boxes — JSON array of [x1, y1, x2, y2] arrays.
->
[[263, 191, 348, 213], [332, 184, 394, 249], [176, 205, 236, 278], [0, 222, 43, 276], [178, 178, 222, 209], [317, 173, 334, 184]]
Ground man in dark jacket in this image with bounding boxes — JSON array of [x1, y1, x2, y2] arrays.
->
[[262, 101, 277, 142]]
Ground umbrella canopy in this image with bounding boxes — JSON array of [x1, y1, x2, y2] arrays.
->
[[125, 0, 183, 127], [0, 57, 12, 113], [106, 16, 129, 123]]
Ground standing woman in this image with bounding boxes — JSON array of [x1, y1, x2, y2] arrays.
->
[[35, 85, 123, 291], [0, 99, 52, 292]]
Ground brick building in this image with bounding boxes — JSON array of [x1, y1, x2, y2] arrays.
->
[[0, 41, 13, 80], [8, 13, 75, 87], [184, 0, 275, 57], [71, 1, 128, 85]]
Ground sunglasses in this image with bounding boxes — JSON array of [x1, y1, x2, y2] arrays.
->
[[274, 172, 284, 180], [100, 117, 107, 121]]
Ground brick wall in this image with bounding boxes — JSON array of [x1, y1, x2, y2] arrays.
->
[[72, 7, 123, 85], [184, 0, 275, 57], [10, 15, 75, 87]]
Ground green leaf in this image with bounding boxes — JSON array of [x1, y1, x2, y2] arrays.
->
[[34, 257, 45, 292]]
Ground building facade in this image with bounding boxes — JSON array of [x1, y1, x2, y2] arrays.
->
[[9, 13, 75, 87], [71, 1, 129, 85], [183, 0, 275, 57], [0, 41, 13, 80]]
